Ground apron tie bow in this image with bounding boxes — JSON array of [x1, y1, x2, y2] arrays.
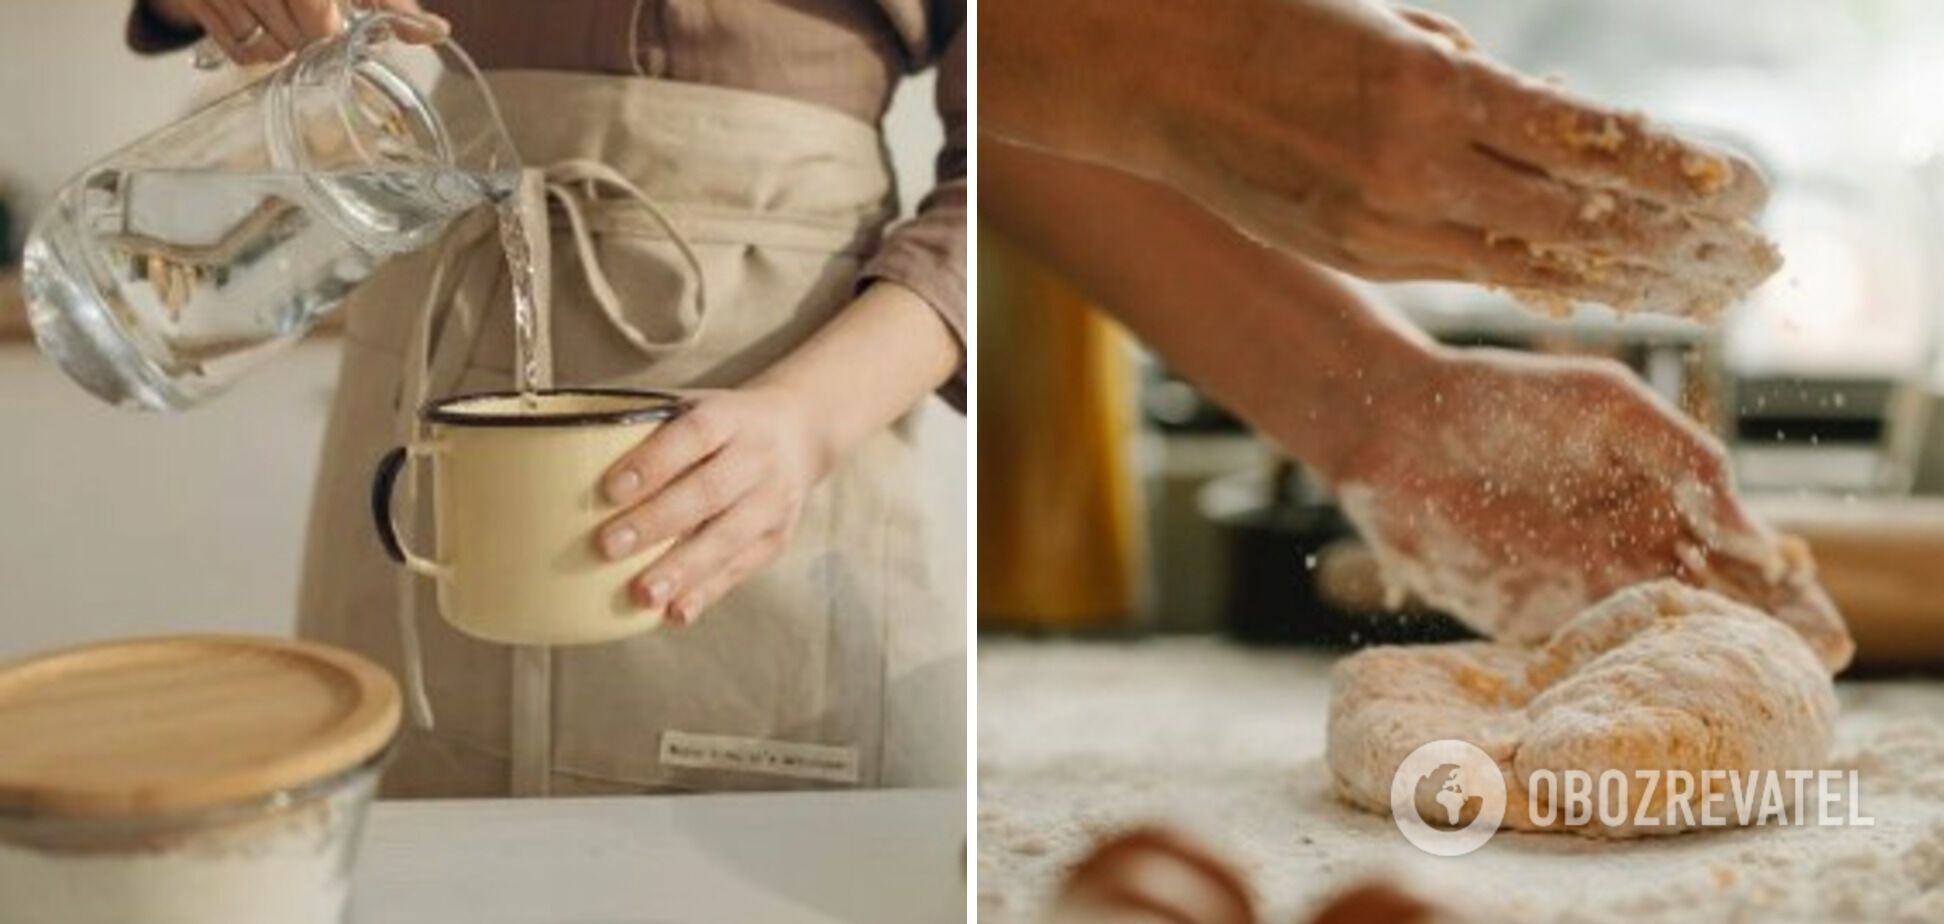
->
[[542, 158, 712, 358]]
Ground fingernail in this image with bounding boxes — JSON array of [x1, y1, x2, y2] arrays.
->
[[605, 468, 641, 503], [602, 525, 638, 559], [674, 597, 704, 625], [641, 577, 672, 608]]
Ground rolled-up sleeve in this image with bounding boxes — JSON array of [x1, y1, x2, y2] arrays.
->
[[858, 25, 967, 412]]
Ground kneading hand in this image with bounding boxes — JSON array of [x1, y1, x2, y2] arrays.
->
[[1332, 348, 1853, 670], [595, 387, 827, 627]]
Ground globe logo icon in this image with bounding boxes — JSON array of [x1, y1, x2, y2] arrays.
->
[[1389, 740, 1506, 856], [1414, 763, 1483, 828]]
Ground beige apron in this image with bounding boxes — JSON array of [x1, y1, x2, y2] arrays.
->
[[297, 71, 956, 796]]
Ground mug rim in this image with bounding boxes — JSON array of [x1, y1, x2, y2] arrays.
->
[[422, 388, 689, 428]]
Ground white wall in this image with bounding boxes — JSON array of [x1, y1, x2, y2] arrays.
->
[[0, 1, 221, 252], [0, 3, 965, 658], [0, 343, 338, 655]]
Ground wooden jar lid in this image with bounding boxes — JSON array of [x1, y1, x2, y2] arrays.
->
[[0, 635, 400, 816]]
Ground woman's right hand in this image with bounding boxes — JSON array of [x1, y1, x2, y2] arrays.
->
[[1329, 347, 1854, 672], [984, 0, 1777, 316], [146, 0, 447, 66]]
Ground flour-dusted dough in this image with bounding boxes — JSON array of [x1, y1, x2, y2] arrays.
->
[[1327, 581, 1839, 837], [1338, 474, 1856, 675]]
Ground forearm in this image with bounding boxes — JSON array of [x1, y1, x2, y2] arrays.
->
[[980, 138, 1437, 481], [981, 0, 1407, 182], [748, 281, 960, 475], [980, 0, 1177, 170]]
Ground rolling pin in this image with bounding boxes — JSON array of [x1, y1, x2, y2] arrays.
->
[[1754, 495, 1944, 669]]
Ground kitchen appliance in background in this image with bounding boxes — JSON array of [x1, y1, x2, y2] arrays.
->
[[1722, 162, 1941, 498], [1199, 459, 1475, 647], [1138, 362, 1260, 635]]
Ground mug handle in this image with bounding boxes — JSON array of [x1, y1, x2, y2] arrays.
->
[[371, 444, 452, 578]]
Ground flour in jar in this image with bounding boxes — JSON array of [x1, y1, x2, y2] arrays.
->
[[0, 770, 375, 924]]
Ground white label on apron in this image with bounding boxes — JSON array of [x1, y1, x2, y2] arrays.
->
[[659, 731, 862, 784]]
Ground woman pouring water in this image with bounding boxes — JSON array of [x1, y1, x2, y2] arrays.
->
[[128, 0, 965, 794]]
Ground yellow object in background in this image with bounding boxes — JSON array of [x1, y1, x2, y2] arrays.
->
[[978, 227, 1143, 629]]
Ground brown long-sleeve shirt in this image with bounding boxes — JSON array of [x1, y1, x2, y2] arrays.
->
[[131, 0, 966, 408]]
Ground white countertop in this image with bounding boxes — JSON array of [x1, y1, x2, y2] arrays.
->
[[352, 788, 964, 924]]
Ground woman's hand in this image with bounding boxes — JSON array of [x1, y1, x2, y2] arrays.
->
[[984, 0, 1777, 316], [146, 0, 447, 65], [596, 386, 829, 626], [1331, 348, 1854, 670], [983, 142, 1845, 664], [585, 281, 954, 629]]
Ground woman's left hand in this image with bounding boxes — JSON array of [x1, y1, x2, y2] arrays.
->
[[985, 0, 1777, 316], [586, 280, 958, 627], [596, 387, 829, 626]]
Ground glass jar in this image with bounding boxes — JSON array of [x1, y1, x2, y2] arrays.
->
[[0, 635, 403, 924], [0, 755, 387, 924]]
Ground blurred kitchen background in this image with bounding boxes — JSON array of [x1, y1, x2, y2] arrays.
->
[[979, 0, 1944, 670], [0, 0, 966, 659]]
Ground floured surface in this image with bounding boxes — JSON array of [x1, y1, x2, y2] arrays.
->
[[978, 639, 1944, 922]]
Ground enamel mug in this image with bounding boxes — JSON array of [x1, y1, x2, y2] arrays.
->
[[371, 389, 688, 645]]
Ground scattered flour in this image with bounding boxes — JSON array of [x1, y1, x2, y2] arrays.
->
[[1336, 482, 1590, 646], [979, 639, 1944, 923]]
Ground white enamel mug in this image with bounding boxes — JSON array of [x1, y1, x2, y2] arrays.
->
[[371, 389, 688, 645]]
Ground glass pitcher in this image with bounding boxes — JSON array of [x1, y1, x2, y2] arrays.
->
[[22, 11, 517, 411]]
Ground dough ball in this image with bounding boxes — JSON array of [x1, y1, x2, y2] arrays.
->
[[1327, 581, 1838, 837]]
